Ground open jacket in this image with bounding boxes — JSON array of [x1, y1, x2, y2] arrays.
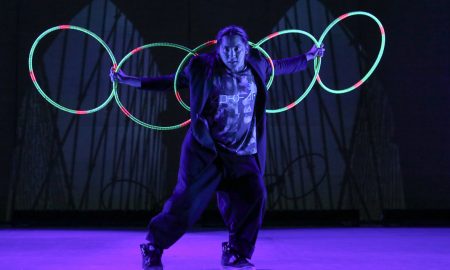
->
[[140, 49, 308, 176]]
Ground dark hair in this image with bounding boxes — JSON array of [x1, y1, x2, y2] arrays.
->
[[215, 25, 249, 53]]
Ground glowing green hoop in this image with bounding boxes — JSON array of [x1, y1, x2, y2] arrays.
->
[[29, 11, 386, 130], [28, 25, 117, 114], [173, 40, 215, 112], [114, 43, 193, 130], [317, 11, 386, 94], [173, 40, 275, 112], [255, 29, 322, 114], [249, 41, 276, 90]]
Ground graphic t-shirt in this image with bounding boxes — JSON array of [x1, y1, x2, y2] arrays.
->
[[203, 65, 257, 155]]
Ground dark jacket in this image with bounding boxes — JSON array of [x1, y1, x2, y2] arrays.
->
[[140, 48, 308, 176]]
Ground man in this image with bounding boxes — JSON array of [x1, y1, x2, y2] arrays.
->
[[111, 25, 324, 270]]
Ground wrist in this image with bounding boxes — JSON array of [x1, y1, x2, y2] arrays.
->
[[124, 75, 141, 88], [137, 77, 142, 88]]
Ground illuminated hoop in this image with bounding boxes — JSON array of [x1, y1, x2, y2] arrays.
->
[[28, 25, 117, 114], [255, 29, 322, 114], [29, 11, 386, 129], [114, 43, 194, 130], [173, 40, 275, 112], [317, 11, 386, 94]]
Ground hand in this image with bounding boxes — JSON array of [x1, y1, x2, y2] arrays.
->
[[109, 66, 141, 88], [109, 66, 127, 84], [305, 44, 325, 61]]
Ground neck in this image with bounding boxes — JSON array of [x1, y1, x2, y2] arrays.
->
[[228, 63, 246, 74]]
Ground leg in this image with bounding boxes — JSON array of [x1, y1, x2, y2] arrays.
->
[[146, 153, 222, 249], [216, 153, 267, 259]]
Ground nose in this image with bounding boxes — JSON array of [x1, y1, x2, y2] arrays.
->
[[228, 49, 236, 59]]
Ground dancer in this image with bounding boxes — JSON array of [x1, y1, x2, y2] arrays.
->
[[111, 25, 324, 270]]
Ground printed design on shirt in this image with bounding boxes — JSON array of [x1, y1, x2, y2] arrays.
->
[[215, 76, 256, 136], [207, 67, 258, 155]]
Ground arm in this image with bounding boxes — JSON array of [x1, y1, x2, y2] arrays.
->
[[270, 44, 325, 76], [110, 67, 189, 91], [272, 54, 308, 76], [140, 74, 179, 91]]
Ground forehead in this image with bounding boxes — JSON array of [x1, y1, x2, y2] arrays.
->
[[220, 35, 246, 47]]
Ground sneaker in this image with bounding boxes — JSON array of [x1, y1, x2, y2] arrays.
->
[[140, 243, 163, 270], [221, 242, 256, 270]]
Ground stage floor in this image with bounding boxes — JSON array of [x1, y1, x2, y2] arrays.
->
[[1, 227, 449, 269]]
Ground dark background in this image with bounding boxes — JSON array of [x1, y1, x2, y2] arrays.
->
[[1, 0, 449, 226]]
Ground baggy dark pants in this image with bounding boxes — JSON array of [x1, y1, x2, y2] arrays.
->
[[146, 149, 266, 259]]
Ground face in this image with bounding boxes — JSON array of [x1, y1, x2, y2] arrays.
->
[[218, 35, 248, 73]]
